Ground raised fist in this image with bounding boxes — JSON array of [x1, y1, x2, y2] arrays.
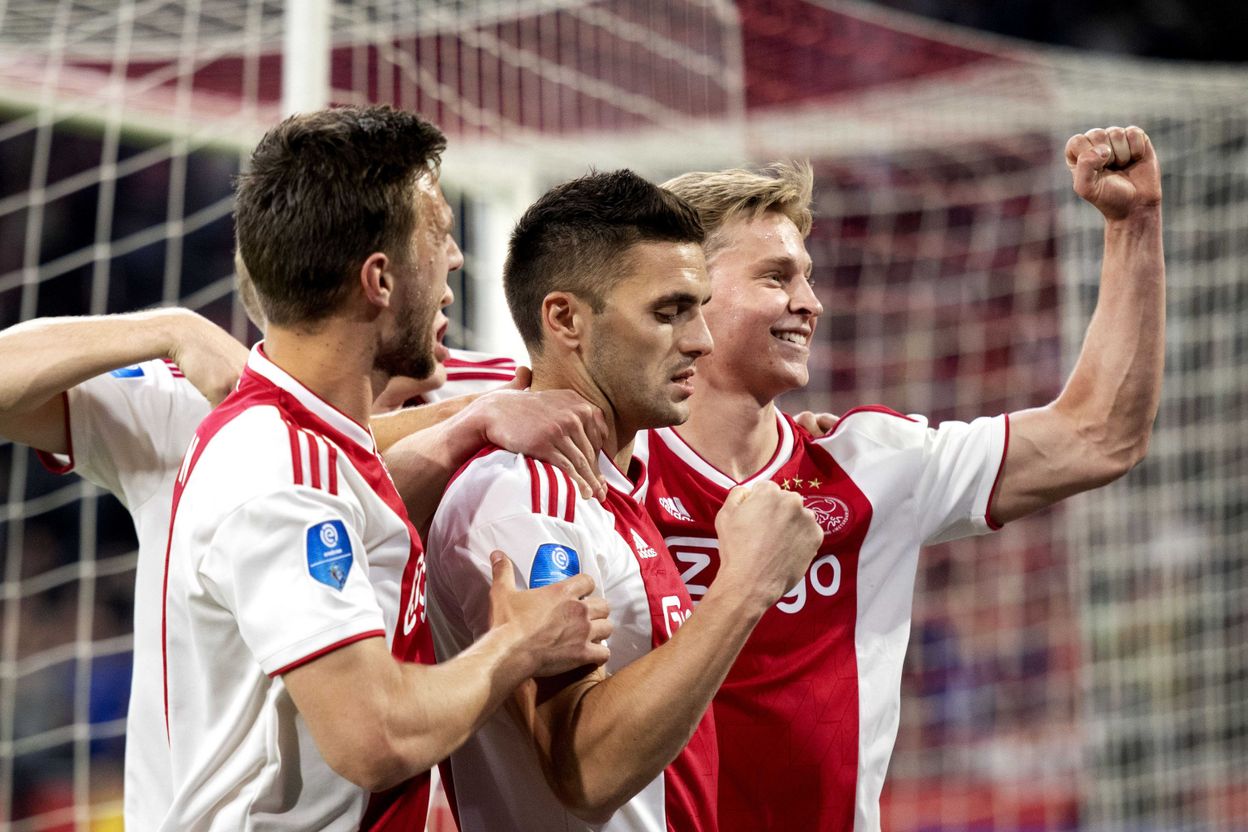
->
[[1066, 125, 1161, 222]]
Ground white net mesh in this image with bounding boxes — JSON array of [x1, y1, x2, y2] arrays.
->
[[0, 1, 1245, 829]]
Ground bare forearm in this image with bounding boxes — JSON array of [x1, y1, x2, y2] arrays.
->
[[998, 208, 1165, 521], [377, 624, 536, 784], [291, 624, 536, 792], [0, 310, 186, 412], [371, 392, 482, 453], [1057, 208, 1165, 454], [544, 585, 763, 818], [382, 402, 489, 532]]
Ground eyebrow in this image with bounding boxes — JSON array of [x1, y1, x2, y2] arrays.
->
[[651, 291, 702, 307], [752, 255, 813, 276]]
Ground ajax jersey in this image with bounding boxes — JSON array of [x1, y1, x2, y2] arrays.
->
[[636, 406, 1008, 832], [425, 447, 717, 832], [157, 346, 433, 830], [37, 359, 210, 830]]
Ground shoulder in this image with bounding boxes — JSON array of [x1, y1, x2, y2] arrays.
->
[[811, 405, 931, 451], [434, 447, 582, 539], [186, 404, 319, 500]]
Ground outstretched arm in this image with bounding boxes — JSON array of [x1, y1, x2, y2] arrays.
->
[[992, 125, 1164, 524], [0, 308, 247, 453]]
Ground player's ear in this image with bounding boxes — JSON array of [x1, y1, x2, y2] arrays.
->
[[359, 252, 392, 309], [541, 291, 589, 352]]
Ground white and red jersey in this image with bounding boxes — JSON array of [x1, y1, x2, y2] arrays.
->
[[35, 358, 210, 831], [410, 349, 518, 405], [636, 406, 1008, 832], [425, 447, 718, 832], [156, 345, 434, 831]]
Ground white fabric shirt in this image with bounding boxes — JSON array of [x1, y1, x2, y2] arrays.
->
[[157, 346, 427, 831], [36, 347, 516, 830], [37, 359, 210, 830], [425, 448, 714, 832]]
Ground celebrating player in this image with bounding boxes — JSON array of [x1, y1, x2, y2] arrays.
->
[[150, 106, 614, 829], [0, 251, 607, 828], [421, 170, 824, 831], [634, 126, 1165, 830]]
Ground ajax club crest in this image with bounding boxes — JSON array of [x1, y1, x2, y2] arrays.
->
[[803, 496, 851, 536]]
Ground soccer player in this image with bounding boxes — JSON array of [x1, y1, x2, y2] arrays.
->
[[635, 126, 1165, 830], [0, 275, 606, 828], [152, 106, 611, 829], [422, 170, 825, 831]]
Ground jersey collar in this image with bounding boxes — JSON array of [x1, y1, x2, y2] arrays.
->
[[245, 343, 376, 453], [600, 448, 649, 502], [652, 410, 793, 490]]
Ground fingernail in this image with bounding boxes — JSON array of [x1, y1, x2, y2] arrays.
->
[[490, 551, 503, 565]]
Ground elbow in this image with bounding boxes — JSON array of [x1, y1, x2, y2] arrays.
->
[[321, 725, 420, 793], [1094, 430, 1152, 486], [554, 785, 624, 826], [543, 753, 627, 824]]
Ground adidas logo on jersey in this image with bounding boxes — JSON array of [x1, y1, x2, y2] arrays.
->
[[630, 528, 658, 559], [658, 496, 693, 522]]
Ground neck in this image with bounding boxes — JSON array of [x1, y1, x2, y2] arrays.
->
[[679, 381, 779, 481], [529, 352, 636, 474], [263, 322, 382, 426]]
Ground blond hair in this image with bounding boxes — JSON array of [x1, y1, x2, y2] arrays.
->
[[661, 161, 813, 257]]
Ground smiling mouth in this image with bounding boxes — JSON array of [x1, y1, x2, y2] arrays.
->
[[772, 330, 810, 346]]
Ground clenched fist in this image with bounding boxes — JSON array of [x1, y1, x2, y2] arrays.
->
[[1066, 125, 1161, 222], [712, 481, 824, 611]]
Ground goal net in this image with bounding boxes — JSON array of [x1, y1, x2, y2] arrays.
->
[[0, 1, 1245, 830]]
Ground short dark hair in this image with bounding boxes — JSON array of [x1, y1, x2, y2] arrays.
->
[[503, 169, 705, 348], [234, 106, 446, 326]]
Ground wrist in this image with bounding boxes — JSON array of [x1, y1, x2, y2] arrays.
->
[[699, 573, 772, 622], [1105, 204, 1162, 235], [144, 307, 198, 359], [482, 620, 541, 683]]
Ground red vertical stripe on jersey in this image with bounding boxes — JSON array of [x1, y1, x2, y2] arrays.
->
[[286, 422, 303, 485], [327, 443, 339, 496], [560, 468, 576, 522], [526, 458, 541, 514], [305, 430, 322, 490]]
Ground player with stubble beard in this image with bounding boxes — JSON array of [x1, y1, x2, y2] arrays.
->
[[152, 106, 611, 830], [422, 170, 824, 832]]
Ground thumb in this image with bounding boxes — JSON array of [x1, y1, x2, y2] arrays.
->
[[1073, 147, 1108, 198], [505, 366, 532, 391], [489, 550, 517, 592]]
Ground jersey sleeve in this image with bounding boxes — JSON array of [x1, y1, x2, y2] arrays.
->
[[199, 486, 386, 676], [40, 361, 210, 509], [822, 407, 1008, 547], [427, 451, 606, 644], [435, 512, 603, 642], [911, 413, 1009, 545]]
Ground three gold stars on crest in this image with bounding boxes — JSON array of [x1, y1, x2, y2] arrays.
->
[[780, 477, 821, 491]]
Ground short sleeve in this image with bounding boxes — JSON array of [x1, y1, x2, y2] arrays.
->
[[41, 361, 210, 509], [915, 413, 1009, 545], [199, 486, 386, 676], [433, 512, 604, 642]]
